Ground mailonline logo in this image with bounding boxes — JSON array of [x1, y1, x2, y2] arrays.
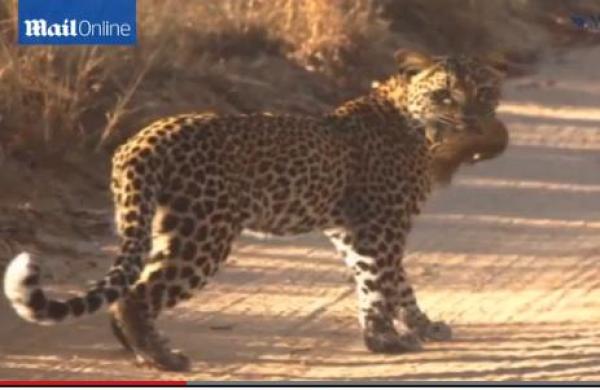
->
[[18, 0, 136, 45]]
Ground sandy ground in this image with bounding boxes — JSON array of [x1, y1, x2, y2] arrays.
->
[[1, 46, 600, 381]]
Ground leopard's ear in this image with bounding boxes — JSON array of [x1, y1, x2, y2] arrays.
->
[[394, 49, 434, 78], [481, 52, 508, 79]]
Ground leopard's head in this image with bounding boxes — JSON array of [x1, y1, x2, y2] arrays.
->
[[380, 49, 506, 142]]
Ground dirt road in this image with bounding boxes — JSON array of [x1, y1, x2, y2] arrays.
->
[[1, 46, 600, 381]]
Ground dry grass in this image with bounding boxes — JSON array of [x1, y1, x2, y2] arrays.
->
[[0, 0, 597, 160]]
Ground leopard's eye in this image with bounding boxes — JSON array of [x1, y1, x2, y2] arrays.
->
[[431, 89, 452, 105]]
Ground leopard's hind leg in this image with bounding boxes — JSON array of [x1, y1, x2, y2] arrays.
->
[[110, 202, 238, 371]]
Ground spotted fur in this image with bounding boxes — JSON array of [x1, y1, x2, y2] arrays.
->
[[3, 49, 505, 371]]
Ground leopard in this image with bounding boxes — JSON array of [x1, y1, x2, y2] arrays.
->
[[3, 49, 506, 372]]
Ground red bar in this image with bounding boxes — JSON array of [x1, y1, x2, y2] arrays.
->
[[0, 380, 187, 386]]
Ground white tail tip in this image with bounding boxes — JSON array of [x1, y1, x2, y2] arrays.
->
[[4, 252, 41, 322]]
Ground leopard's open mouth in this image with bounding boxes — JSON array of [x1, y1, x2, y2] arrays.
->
[[431, 114, 483, 136]]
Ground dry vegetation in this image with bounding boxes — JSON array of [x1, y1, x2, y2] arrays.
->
[[0, 0, 598, 161]]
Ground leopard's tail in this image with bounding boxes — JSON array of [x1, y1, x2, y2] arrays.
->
[[4, 170, 153, 325], [3, 141, 160, 324], [3, 239, 145, 324]]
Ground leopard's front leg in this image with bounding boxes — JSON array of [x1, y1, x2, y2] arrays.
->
[[395, 268, 452, 342], [327, 221, 452, 347], [326, 226, 421, 353]]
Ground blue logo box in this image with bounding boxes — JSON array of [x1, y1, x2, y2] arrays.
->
[[18, 0, 137, 45]]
